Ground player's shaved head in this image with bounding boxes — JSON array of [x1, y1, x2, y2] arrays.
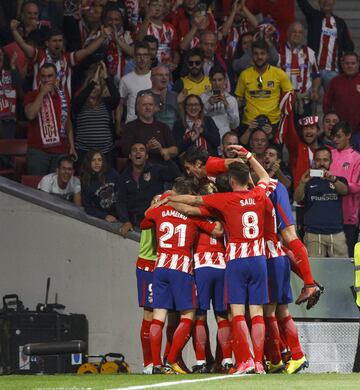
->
[[228, 162, 250, 186]]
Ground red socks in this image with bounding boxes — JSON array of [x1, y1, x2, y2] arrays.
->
[[251, 315, 265, 363], [150, 319, 164, 367], [163, 325, 176, 361], [232, 315, 251, 363], [167, 318, 193, 364], [217, 319, 232, 363], [140, 319, 152, 367], [264, 316, 281, 364], [278, 315, 304, 360], [193, 319, 207, 363], [287, 239, 314, 285]]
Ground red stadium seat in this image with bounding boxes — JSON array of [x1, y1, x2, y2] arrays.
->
[[0, 139, 28, 180], [21, 175, 43, 189]]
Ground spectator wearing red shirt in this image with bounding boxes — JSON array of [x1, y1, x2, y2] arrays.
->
[[10, 20, 111, 97], [24, 63, 75, 175], [169, 0, 217, 44], [323, 52, 360, 151], [246, 0, 295, 45]]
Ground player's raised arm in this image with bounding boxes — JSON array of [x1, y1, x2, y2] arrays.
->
[[229, 145, 270, 186]]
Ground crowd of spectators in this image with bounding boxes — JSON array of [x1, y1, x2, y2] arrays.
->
[[0, 0, 359, 257]]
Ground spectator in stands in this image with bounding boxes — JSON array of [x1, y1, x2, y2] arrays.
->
[[323, 52, 360, 151], [72, 61, 120, 170], [235, 39, 292, 135], [117, 142, 180, 237], [200, 66, 239, 139], [231, 31, 254, 74], [320, 111, 339, 148], [172, 94, 220, 156], [0, 48, 19, 139], [124, 35, 160, 75], [1, 1, 48, 47], [277, 114, 324, 191], [278, 21, 320, 119], [38, 155, 81, 206], [136, 0, 179, 70], [264, 144, 292, 190], [121, 93, 178, 164], [294, 146, 348, 258], [198, 30, 227, 76], [137, 65, 180, 130], [220, 130, 240, 158], [330, 122, 360, 257], [81, 149, 121, 222], [169, 0, 217, 43], [246, 0, 296, 45], [220, 0, 258, 63], [297, 0, 354, 89], [232, 28, 279, 76], [101, 2, 134, 84], [239, 114, 273, 146], [173, 48, 211, 96], [247, 128, 269, 167], [24, 63, 76, 175], [117, 41, 152, 130], [10, 22, 111, 97]]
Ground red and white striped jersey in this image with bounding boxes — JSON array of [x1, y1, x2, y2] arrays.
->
[[318, 16, 338, 72], [278, 43, 319, 93], [146, 205, 217, 274], [222, 21, 251, 60], [0, 70, 16, 119], [200, 183, 267, 261], [142, 22, 178, 64], [194, 230, 226, 269], [125, 0, 140, 29], [264, 197, 286, 259], [30, 49, 77, 98]]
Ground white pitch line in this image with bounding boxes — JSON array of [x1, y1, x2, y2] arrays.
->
[[108, 373, 253, 390]]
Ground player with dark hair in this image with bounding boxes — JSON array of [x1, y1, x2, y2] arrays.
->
[[145, 177, 224, 374], [167, 147, 270, 374]]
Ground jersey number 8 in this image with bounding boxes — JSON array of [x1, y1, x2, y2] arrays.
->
[[242, 211, 259, 239]]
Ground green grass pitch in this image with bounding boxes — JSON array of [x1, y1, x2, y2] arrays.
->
[[0, 373, 359, 390]]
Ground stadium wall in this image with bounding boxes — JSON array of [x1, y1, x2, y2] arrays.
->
[[0, 177, 359, 373]]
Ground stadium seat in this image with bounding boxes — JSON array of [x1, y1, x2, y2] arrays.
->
[[116, 157, 128, 173], [0, 139, 28, 180], [21, 175, 43, 189]]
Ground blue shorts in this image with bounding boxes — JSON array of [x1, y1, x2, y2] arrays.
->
[[267, 256, 293, 305], [194, 267, 226, 313], [225, 256, 268, 305], [152, 268, 196, 311], [270, 182, 294, 231], [136, 268, 154, 308]]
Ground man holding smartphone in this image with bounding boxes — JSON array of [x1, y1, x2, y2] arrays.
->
[[294, 147, 348, 258]]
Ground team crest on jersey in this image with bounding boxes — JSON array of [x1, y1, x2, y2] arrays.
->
[[267, 81, 274, 88], [329, 182, 335, 189], [342, 162, 350, 170], [356, 84, 360, 93], [143, 172, 151, 181]]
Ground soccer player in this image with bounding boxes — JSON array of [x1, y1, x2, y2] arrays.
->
[[263, 196, 308, 374], [167, 147, 270, 374], [135, 223, 157, 374], [145, 178, 224, 374], [184, 145, 323, 309], [191, 185, 232, 374]]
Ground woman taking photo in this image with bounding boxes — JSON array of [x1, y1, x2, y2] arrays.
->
[[81, 149, 120, 222], [172, 94, 220, 156], [72, 61, 120, 169]]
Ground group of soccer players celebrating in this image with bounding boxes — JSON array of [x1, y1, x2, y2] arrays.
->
[[135, 144, 323, 375]]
